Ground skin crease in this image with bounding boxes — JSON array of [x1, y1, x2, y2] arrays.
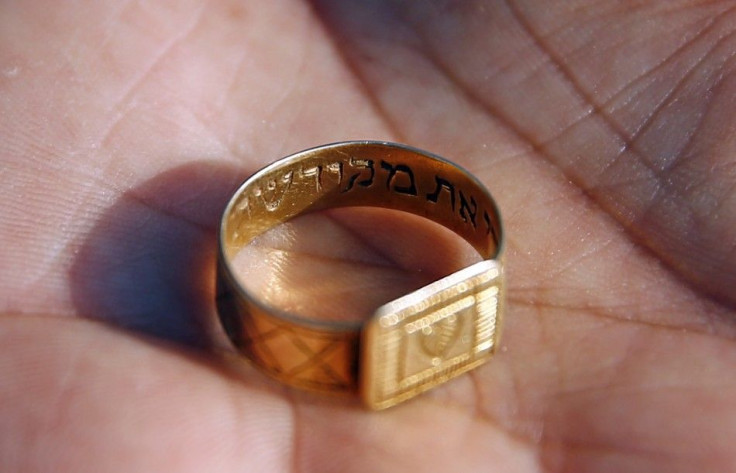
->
[[1, 0, 736, 471]]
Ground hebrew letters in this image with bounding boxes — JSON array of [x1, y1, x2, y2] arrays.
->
[[342, 158, 375, 192], [459, 190, 478, 227], [426, 176, 456, 211], [254, 170, 293, 212], [380, 160, 418, 196]]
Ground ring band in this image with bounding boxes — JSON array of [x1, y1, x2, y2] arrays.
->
[[216, 141, 504, 410]]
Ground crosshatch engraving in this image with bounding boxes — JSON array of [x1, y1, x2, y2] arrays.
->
[[362, 260, 502, 410], [239, 314, 359, 392]]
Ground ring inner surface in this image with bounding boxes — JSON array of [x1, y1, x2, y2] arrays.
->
[[222, 143, 502, 266]]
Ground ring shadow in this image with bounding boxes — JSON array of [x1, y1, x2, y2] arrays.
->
[[70, 161, 248, 347]]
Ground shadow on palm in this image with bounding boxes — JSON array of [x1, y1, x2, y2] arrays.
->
[[70, 162, 245, 345]]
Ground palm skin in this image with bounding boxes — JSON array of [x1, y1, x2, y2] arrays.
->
[[2, 1, 736, 472]]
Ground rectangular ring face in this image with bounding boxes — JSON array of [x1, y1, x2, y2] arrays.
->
[[361, 260, 503, 410]]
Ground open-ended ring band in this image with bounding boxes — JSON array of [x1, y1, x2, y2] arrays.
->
[[216, 141, 504, 410]]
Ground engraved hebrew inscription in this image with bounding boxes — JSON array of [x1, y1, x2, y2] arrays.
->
[[299, 165, 322, 191], [380, 160, 418, 196], [426, 176, 456, 211], [459, 190, 478, 227], [342, 158, 375, 192], [255, 171, 294, 212]]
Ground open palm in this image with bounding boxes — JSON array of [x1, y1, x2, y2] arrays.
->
[[2, 1, 736, 472]]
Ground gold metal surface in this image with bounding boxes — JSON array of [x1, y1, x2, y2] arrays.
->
[[216, 141, 504, 409]]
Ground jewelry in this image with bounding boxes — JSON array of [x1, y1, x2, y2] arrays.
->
[[216, 141, 504, 409]]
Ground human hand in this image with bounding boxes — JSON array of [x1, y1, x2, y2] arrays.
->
[[2, 1, 735, 472]]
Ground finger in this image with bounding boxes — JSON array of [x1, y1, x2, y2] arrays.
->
[[0, 315, 294, 473], [0, 315, 546, 473]]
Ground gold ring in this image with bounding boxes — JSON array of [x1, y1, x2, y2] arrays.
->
[[216, 141, 504, 410]]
